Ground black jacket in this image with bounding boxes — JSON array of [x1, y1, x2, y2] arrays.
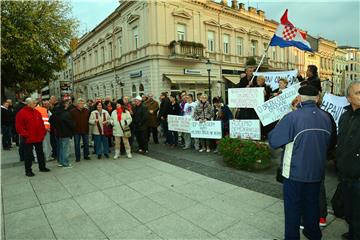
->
[[336, 106, 360, 179], [133, 103, 149, 131], [159, 97, 170, 119], [168, 102, 181, 116], [237, 75, 257, 88], [1, 106, 12, 126], [50, 107, 75, 138], [298, 75, 322, 93]]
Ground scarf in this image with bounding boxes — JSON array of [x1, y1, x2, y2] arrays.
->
[[117, 107, 123, 121]]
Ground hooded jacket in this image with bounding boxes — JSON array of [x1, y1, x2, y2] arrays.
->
[[15, 106, 46, 143], [268, 101, 334, 182]]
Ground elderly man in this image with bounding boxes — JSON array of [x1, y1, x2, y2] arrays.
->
[[268, 85, 335, 240], [133, 96, 149, 153], [336, 80, 360, 240], [70, 98, 91, 162], [15, 98, 50, 177], [145, 93, 159, 144]]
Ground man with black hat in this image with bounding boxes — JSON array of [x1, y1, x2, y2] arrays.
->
[[268, 85, 335, 240]]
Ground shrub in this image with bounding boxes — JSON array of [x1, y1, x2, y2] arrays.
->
[[218, 137, 272, 171]]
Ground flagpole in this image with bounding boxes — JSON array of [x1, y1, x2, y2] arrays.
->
[[250, 43, 271, 84]]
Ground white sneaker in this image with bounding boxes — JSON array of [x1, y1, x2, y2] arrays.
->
[[199, 149, 205, 152], [63, 164, 73, 169], [114, 155, 119, 159], [206, 148, 211, 153], [127, 153, 132, 159], [57, 164, 63, 167]]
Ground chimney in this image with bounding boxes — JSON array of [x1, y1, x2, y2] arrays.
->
[[238, 3, 245, 10], [248, 6, 256, 14], [220, 0, 228, 6], [231, 0, 238, 9], [257, 10, 265, 17]]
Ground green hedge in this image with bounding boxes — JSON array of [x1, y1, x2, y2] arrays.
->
[[218, 137, 272, 171]]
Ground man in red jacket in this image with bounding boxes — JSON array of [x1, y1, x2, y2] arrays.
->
[[15, 98, 50, 176]]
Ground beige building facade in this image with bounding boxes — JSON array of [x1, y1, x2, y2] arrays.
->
[[341, 47, 360, 89], [333, 48, 347, 95], [72, 0, 307, 101]]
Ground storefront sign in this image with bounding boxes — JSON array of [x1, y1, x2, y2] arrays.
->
[[228, 88, 264, 108], [190, 121, 222, 139], [230, 120, 261, 140], [255, 83, 301, 126], [168, 115, 191, 133]]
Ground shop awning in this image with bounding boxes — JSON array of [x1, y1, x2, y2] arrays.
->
[[223, 75, 241, 85], [163, 74, 217, 84]]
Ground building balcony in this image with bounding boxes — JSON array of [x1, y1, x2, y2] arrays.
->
[[169, 40, 204, 60]]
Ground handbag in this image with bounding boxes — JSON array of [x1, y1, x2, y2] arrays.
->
[[276, 166, 284, 183], [119, 120, 131, 138], [103, 112, 113, 137], [331, 181, 346, 218]]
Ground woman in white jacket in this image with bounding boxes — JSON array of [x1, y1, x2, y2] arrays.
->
[[110, 99, 133, 159]]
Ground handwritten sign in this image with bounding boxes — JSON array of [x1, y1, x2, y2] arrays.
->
[[255, 83, 301, 126], [320, 93, 349, 128], [254, 70, 298, 91], [190, 121, 222, 139], [230, 120, 261, 140], [228, 88, 264, 108], [168, 115, 191, 133]]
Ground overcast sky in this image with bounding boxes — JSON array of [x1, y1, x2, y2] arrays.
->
[[70, 0, 360, 48]]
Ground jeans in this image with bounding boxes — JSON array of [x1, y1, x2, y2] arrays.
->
[[283, 179, 321, 240], [160, 119, 170, 144], [50, 132, 58, 159], [168, 131, 178, 146], [93, 135, 109, 155], [23, 142, 46, 173], [74, 134, 89, 160], [58, 138, 70, 166], [1, 125, 12, 149]]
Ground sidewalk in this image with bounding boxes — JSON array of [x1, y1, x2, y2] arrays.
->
[[1, 147, 346, 239]]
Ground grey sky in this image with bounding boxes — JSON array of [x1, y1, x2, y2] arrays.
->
[[70, 0, 360, 48]]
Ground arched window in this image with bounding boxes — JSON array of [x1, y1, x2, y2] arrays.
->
[[139, 83, 144, 96], [132, 84, 137, 97]]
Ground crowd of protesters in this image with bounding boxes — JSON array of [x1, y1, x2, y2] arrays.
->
[[1, 64, 359, 240]]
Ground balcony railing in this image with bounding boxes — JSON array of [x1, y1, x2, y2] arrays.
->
[[169, 40, 204, 60]]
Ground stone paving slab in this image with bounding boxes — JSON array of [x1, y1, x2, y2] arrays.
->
[[1, 148, 347, 239]]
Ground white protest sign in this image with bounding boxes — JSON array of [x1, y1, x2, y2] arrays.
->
[[320, 93, 349, 128], [190, 121, 222, 139], [253, 70, 299, 91], [255, 83, 301, 126], [230, 120, 261, 140], [167, 115, 191, 133], [228, 88, 264, 108]]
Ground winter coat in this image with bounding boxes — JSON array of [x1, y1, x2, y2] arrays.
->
[[70, 107, 90, 134], [298, 75, 322, 92], [110, 109, 132, 137], [1, 106, 12, 126], [336, 106, 360, 180], [133, 103, 149, 131], [214, 104, 233, 135], [194, 101, 214, 121], [268, 101, 334, 182], [15, 106, 46, 144], [168, 102, 181, 116], [158, 97, 170, 120], [237, 75, 257, 88], [52, 107, 75, 138], [145, 99, 159, 127], [88, 110, 111, 135]]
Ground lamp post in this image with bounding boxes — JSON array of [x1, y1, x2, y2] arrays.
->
[[206, 59, 212, 102]]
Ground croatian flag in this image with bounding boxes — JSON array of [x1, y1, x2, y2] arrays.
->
[[269, 9, 313, 52]]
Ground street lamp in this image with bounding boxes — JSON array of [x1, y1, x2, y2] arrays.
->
[[206, 59, 212, 102]]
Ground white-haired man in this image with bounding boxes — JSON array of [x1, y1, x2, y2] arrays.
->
[[15, 98, 50, 176]]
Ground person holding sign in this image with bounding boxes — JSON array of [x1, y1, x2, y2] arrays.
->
[[213, 97, 233, 153], [268, 85, 335, 240], [336, 81, 360, 240], [272, 78, 288, 97], [167, 93, 181, 147], [253, 75, 272, 101], [193, 94, 214, 153]]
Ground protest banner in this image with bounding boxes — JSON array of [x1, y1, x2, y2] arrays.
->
[[320, 93, 349, 128], [230, 120, 261, 140], [228, 88, 264, 108], [190, 121, 222, 139], [253, 70, 298, 91], [255, 83, 301, 126], [167, 115, 191, 133]]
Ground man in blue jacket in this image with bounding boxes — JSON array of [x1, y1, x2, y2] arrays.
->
[[268, 85, 334, 240]]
